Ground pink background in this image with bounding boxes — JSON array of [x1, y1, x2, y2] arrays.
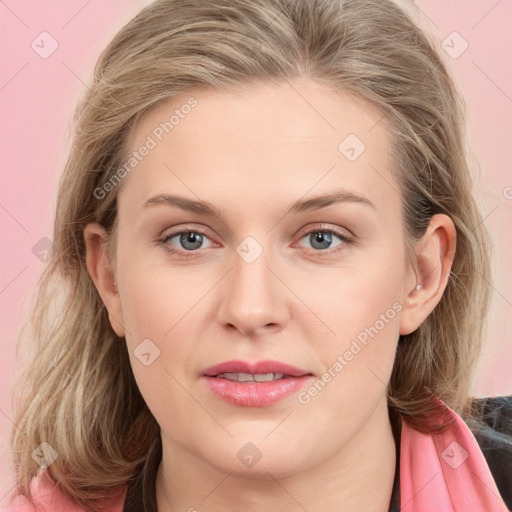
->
[[0, 0, 511, 503]]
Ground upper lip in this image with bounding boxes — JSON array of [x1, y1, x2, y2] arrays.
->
[[202, 359, 312, 377]]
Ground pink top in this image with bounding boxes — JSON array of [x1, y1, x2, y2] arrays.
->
[[2, 397, 508, 511], [2, 473, 126, 512]]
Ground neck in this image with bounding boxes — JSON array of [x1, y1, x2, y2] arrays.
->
[[155, 396, 396, 512]]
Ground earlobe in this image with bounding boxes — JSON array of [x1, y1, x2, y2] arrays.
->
[[84, 223, 125, 338], [399, 214, 456, 335]]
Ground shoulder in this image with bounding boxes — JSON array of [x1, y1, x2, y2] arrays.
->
[[1, 470, 127, 512], [1, 470, 82, 512], [470, 395, 512, 510]]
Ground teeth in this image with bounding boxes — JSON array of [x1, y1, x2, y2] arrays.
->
[[254, 372, 285, 382], [217, 372, 286, 382]]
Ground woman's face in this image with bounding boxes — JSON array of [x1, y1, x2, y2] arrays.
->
[[93, 78, 423, 477]]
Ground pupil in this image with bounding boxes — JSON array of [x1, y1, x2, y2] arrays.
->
[[311, 232, 331, 250], [181, 232, 203, 250]]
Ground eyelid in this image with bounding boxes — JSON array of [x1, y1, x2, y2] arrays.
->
[[160, 223, 212, 239], [295, 222, 354, 241]]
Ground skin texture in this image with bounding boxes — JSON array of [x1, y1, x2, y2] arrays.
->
[[85, 78, 456, 511]]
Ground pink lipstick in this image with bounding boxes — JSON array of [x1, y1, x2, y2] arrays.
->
[[201, 359, 314, 407]]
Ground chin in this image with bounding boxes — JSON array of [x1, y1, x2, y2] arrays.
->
[[198, 435, 317, 480], [220, 456, 306, 480]]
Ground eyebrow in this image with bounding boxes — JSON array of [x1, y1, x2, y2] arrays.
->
[[141, 189, 376, 221]]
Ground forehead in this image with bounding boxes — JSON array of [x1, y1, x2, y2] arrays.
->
[[119, 78, 399, 217]]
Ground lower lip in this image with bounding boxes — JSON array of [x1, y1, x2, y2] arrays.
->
[[202, 375, 313, 407]]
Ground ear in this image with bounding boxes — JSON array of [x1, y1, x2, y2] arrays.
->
[[399, 214, 456, 335], [84, 223, 125, 338]]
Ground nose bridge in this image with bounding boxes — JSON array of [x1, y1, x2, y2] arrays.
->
[[217, 234, 288, 336]]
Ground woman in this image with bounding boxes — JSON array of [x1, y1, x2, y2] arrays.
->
[[5, 0, 512, 511]]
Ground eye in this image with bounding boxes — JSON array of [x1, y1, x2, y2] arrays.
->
[[159, 227, 215, 255], [158, 224, 353, 257], [297, 227, 352, 253]]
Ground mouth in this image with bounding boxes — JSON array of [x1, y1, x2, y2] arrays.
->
[[201, 360, 314, 407], [213, 372, 291, 382], [202, 359, 312, 378]]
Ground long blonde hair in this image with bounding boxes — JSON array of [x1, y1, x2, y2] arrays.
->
[[9, 0, 493, 510]]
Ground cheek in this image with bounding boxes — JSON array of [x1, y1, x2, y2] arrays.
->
[[293, 278, 402, 453], [117, 238, 209, 341], [293, 245, 404, 403], [119, 267, 201, 370], [119, 282, 198, 445], [116, 255, 216, 430], [293, 243, 404, 345]]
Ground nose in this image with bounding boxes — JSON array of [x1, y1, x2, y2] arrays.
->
[[216, 241, 290, 338]]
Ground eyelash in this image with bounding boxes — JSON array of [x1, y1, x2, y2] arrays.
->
[[157, 224, 353, 258]]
